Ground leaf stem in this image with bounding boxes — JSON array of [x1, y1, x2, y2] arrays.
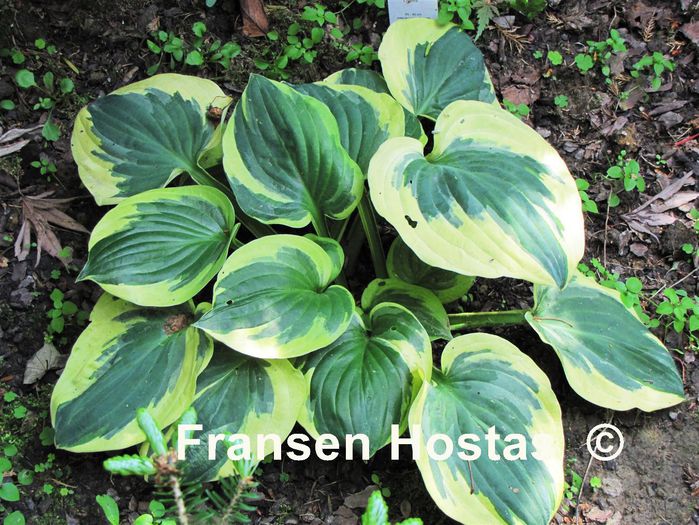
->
[[357, 193, 387, 278], [312, 210, 350, 288], [188, 164, 275, 238], [448, 309, 529, 331]]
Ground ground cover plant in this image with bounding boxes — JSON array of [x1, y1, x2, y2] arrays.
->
[[42, 16, 690, 525]]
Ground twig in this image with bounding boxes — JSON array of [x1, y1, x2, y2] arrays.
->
[[648, 267, 699, 300], [674, 133, 699, 148]]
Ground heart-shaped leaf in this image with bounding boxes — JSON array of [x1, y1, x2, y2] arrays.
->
[[410, 333, 564, 524], [526, 272, 684, 411], [386, 237, 475, 304], [72, 74, 228, 205], [361, 278, 451, 340], [378, 19, 497, 119], [79, 186, 236, 307], [223, 75, 363, 229], [369, 101, 584, 287], [298, 304, 431, 456], [195, 234, 355, 358], [51, 294, 210, 452], [181, 344, 306, 482]]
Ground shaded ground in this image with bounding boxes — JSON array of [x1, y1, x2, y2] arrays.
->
[[1, 0, 698, 523]]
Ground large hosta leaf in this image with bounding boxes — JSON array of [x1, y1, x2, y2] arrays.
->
[[72, 74, 228, 205], [323, 68, 425, 143], [526, 272, 684, 411], [79, 186, 236, 307], [293, 83, 405, 173], [386, 237, 475, 304], [369, 101, 584, 287], [378, 19, 497, 119], [298, 304, 430, 456], [195, 234, 354, 358], [361, 278, 451, 340], [181, 344, 306, 482], [51, 294, 209, 452], [223, 74, 363, 229], [410, 333, 564, 525]]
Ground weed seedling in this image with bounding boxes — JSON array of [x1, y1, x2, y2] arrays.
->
[[631, 52, 674, 91], [606, 150, 645, 193]]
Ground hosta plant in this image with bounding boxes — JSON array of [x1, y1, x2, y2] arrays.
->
[[52, 18, 684, 525]]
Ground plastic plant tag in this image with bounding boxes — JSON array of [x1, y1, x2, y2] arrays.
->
[[387, 0, 438, 24]]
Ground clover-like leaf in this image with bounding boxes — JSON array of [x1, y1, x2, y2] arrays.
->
[[369, 101, 584, 287], [386, 237, 475, 304], [361, 278, 450, 340], [526, 272, 685, 411], [72, 74, 228, 204], [79, 186, 236, 307], [410, 333, 564, 525], [298, 304, 431, 456], [51, 294, 210, 452], [378, 19, 497, 119], [181, 344, 306, 482], [195, 234, 355, 358], [223, 75, 363, 230]]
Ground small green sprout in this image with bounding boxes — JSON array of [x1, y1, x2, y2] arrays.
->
[[575, 179, 598, 213], [547, 50, 563, 66], [606, 150, 644, 193], [554, 94, 569, 108]]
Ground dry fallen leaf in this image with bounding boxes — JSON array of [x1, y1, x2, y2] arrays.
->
[[24, 342, 66, 384], [14, 191, 89, 266], [0, 124, 42, 157]]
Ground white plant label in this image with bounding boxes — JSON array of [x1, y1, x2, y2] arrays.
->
[[387, 0, 438, 24]]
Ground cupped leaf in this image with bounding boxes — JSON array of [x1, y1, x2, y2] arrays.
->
[[293, 83, 405, 173], [378, 19, 497, 120], [79, 186, 236, 307], [181, 344, 306, 482], [223, 74, 363, 229], [323, 68, 425, 143], [526, 272, 684, 411], [195, 234, 355, 358], [386, 237, 475, 304], [369, 101, 584, 288], [72, 74, 228, 205], [51, 294, 209, 452], [298, 304, 431, 456], [361, 278, 450, 341], [410, 333, 564, 525]]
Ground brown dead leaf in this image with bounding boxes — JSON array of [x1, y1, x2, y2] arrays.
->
[[14, 191, 88, 267], [585, 506, 613, 523], [0, 124, 42, 157], [24, 342, 66, 384]]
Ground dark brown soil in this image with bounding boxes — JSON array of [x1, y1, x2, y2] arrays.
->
[[1, 0, 698, 524]]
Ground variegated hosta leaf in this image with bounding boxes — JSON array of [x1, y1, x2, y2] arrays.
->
[[72, 74, 228, 205], [195, 234, 355, 358], [410, 333, 564, 525], [298, 304, 431, 456], [386, 237, 475, 304], [294, 83, 405, 173], [323, 68, 425, 143], [378, 19, 497, 120], [181, 344, 306, 482], [223, 74, 363, 229], [368, 101, 585, 288], [361, 278, 451, 341], [79, 186, 236, 307], [526, 272, 684, 411], [50, 294, 210, 452]]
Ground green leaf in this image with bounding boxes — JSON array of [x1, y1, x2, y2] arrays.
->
[[574, 54, 594, 72], [195, 235, 354, 358], [223, 75, 363, 228], [51, 294, 210, 452], [377, 19, 497, 119], [181, 344, 306, 482], [79, 186, 236, 307], [410, 333, 564, 524], [362, 491, 389, 525], [3, 511, 25, 525], [185, 50, 204, 66], [59, 77, 74, 94], [369, 101, 584, 288], [72, 74, 229, 205], [0, 483, 19, 502], [361, 278, 451, 340], [526, 272, 685, 411], [42, 118, 60, 142], [298, 305, 430, 456], [547, 50, 563, 65], [192, 21, 207, 37], [15, 69, 36, 89], [0, 100, 15, 110], [386, 237, 474, 303], [96, 494, 120, 525]]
